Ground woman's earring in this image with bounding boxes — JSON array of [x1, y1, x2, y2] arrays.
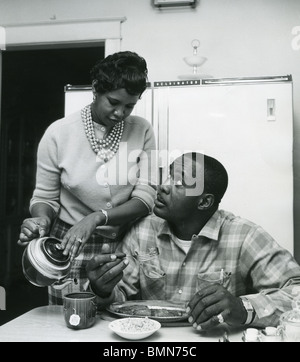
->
[[93, 92, 96, 103]]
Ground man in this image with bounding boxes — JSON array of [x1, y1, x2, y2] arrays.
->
[[86, 152, 300, 330]]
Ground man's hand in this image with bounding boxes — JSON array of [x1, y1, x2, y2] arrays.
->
[[186, 281, 247, 330], [86, 253, 128, 298]]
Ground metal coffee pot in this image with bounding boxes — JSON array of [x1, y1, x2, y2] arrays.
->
[[22, 236, 72, 288]]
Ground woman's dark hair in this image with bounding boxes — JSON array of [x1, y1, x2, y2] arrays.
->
[[90, 51, 148, 97]]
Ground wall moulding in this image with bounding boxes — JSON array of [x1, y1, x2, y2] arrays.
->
[[1, 17, 126, 50]]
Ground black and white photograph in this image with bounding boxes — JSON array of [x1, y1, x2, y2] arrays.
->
[[0, 0, 300, 345]]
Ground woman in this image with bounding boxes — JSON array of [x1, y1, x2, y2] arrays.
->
[[18, 51, 157, 304]]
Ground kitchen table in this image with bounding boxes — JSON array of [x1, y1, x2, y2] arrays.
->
[[0, 305, 276, 342]]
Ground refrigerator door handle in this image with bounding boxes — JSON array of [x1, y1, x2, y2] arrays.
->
[[202, 75, 292, 85], [154, 87, 170, 184]]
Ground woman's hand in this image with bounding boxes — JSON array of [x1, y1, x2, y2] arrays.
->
[[186, 281, 247, 331], [60, 212, 105, 260], [18, 217, 52, 246]]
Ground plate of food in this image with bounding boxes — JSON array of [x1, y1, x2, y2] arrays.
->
[[106, 300, 188, 323]]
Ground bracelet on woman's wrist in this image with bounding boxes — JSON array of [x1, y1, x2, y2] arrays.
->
[[99, 209, 108, 226]]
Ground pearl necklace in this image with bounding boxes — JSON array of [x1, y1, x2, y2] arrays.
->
[[82, 105, 124, 162]]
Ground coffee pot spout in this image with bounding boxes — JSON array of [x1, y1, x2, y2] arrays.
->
[[52, 278, 74, 290]]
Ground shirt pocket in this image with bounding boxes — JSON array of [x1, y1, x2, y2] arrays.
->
[[138, 252, 166, 299]]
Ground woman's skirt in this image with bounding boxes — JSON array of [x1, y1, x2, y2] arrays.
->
[[48, 219, 121, 305]]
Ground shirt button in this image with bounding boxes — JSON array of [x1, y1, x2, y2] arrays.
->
[[104, 182, 109, 188], [178, 289, 183, 294], [101, 126, 106, 132], [106, 202, 112, 208], [112, 233, 116, 237], [182, 262, 186, 267]]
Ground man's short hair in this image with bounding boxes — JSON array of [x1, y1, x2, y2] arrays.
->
[[178, 152, 228, 203]]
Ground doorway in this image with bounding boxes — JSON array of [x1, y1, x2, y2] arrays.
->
[[0, 44, 104, 325]]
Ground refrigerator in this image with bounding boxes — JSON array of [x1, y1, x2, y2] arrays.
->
[[152, 75, 294, 254], [64, 75, 294, 254]]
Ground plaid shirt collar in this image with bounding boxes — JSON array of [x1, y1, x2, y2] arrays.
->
[[157, 209, 222, 242]]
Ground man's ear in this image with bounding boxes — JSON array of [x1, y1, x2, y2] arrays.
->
[[198, 194, 215, 210]]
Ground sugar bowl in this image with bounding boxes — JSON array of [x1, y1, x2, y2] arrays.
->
[[278, 296, 300, 341]]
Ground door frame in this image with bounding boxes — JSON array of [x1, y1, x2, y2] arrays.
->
[[0, 17, 125, 53], [0, 15, 125, 136]]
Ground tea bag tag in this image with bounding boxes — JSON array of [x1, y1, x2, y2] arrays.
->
[[69, 314, 80, 326]]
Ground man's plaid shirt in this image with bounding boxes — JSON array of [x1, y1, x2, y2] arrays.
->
[[107, 210, 300, 327]]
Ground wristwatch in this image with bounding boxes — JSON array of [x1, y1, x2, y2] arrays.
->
[[240, 297, 255, 325]]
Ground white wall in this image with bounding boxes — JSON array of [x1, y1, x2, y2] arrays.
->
[[1, 0, 300, 259]]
